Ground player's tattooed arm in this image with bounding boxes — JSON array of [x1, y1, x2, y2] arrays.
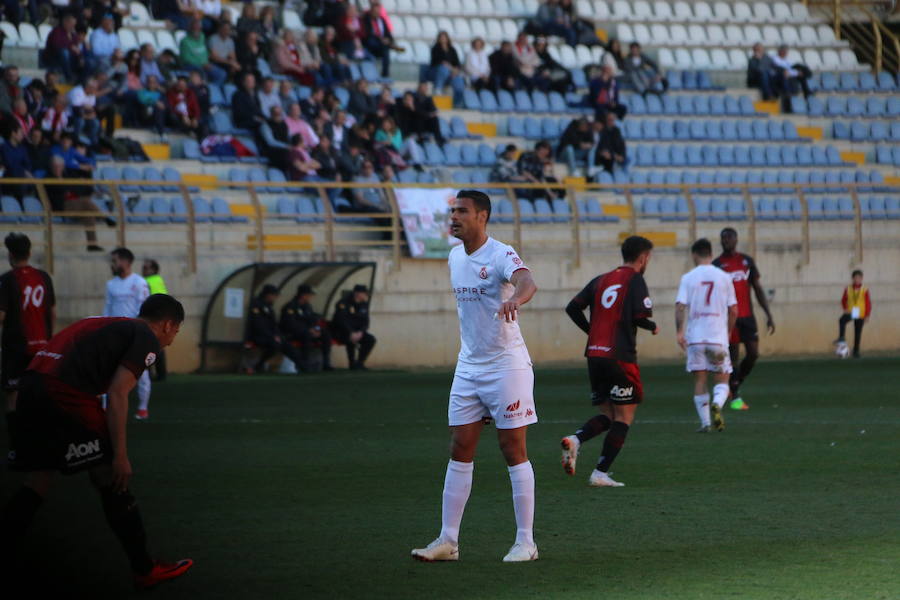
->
[[107, 365, 138, 492], [675, 303, 687, 350], [750, 275, 775, 334], [499, 269, 537, 322]]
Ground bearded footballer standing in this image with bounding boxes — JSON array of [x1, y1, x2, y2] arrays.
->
[[411, 190, 540, 563], [561, 236, 658, 488]]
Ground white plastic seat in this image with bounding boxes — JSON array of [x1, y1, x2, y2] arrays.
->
[[821, 49, 841, 69], [674, 47, 692, 69], [484, 0, 501, 15], [137, 29, 157, 47], [577, 0, 593, 20], [523, 0, 539, 15], [791, 3, 810, 21], [420, 16, 438, 40], [752, 2, 774, 23], [156, 29, 177, 53], [38, 23, 52, 44], [403, 16, 421, 38], [616, 23, 634, 44], [590, 45, 605, 63], [710, 48, 730, 68], [725, 25, 744, 45], [412, 40, 431, 64], [395, 0, 413, 12], [547, 45, 561, 64], [658, 47, 676, 68], [643, 24, 662, 45], [817, 25, 837, 46], [743, 24, 762, 45], [575, 44, 592, 66], [673, 1, 693, 21], [803, 48, 823, 70], [780, 25, 799, 46], [761, 25, 780, 46], [732, 2, 753, 23], [436, 17, 454, 38], [501, 19, 518, 40], [772, 2, 793, 23], [486, 19, 503, 43], [592, 0, 611, 19], [799, 25, 817, 45], [127, 1, 150, 26], [173, 30, 185, 46], [613, 0, 633, 20], [693, 2, 713, 22], [470, 19, 487, 40], [728, 48, 748, 70], [0, 22, 20, 46], [671, 24, 690, 45], [839, 49, 859, 69], [118, 28, 138, 51], [283, 9, 302, 30], [713, 1, 733, 22], [394, 39, 414, 62], [686, 25, 705, 45], [706, 25, 725, 45], [691, 48, 711, 68], [633, 0, 653, 19], [452, 18, 472, 42], [381, 0, 397, 10], [412, 0, 430, 13], [16, 23, 40, 48], [786, 49, 803, 64], [391, 16, 406, 37], [652, 1, 673, 20], [559, 45, 578, 69]]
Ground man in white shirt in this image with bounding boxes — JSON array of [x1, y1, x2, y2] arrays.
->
[[89, 14, 120, 70], [104, 247, 152, 420], [411, 190, 540, 564], [770, 45, 811, 112], [675, 239, 738, 432]]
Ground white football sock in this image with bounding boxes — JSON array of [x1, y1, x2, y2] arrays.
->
[[439, 460, 473, 545], [713, 384, 730, 409], [508, 461, 535, 547], [136, 371, 151, 412], [694, 394, 711, 427]]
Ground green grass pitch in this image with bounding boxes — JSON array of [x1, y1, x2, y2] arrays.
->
[[2, 358, 899, 599]]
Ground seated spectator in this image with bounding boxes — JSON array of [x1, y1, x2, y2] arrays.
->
[[375, 115, 425, 167], [90, 0, 128, 29], [376, 85, 396, 119], [1, 124, 33, 199], [114, 49, 142, 124], [45, 154, 104, 251], [490, 144, 528, 183], [747, 43, 775, 101], [352, 159, 390, 212], [624, 42, 666, 96], [339, 142, 366, 181], [135, 75, 167, 140], [44, 14, 84, 82], [279, 284, 333, 372], [23, 78, 46, 120], [181, 18, 226, 85], [429, 31, 466, 101], [259, 6, 279, 48], [590, 111, 626, 176], [534, 36, 571, 93], [237, 30, 264, 79], [244, 284, 304, 375], [513, 33, 541, 90], [89, 14, 120, 72], [324, 109, 350, 151], [298, 30, 333, 87], [166, 77, 204, 140], [770, 44, 812, 113], [338, 4, 370, 61], [25, 128, 50, 178], [236, 3, 264, 44], [589, 63, 627, 120], [257, 77, 281, 121], [464, 38, 491, 91], [154, 0, 193, 31], [362, 0, 403, 78], [93, 72, 118, 139], [271, 30, 315, 86], [489, 41, 521, 92], [231, 71, 265, 131], [209, 20, 242, 80], [0, 65, 20, 115], [347, 79, 377, 120], [197, 0, 222, 34], [40, 94, 69, 143], [395, 92, 418, 139], [534, 0, 576, 46], [601, 39, 626, 76], [300, 86, 326, 122], [157, 49, 181, 83], [558, 117, 593, 176], [561, 0, 600, 46], [311, 135, 341, 182], [260, 104, 291, 170], [516, 140, 561, 201], [188, 70, 212, 134], [413, 82, 445, 144], [68, 77, 102, 146], [11, 99, 35, 136], [319, 26, 353, 85], [288, 133, 322, 181], [285, 102, 320, 147], [332, 285, 376, 370], [138, 43, 164, 87]]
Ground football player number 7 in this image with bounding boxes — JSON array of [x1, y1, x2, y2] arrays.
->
[[23, 284, 45, 309], [701, 281, 714, 305]]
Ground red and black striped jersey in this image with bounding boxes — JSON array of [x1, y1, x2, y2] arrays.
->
[[28, 317, 159, 396], [0, 266, 55, 356], [712, 252, 759, 318], [571, 266, 653, 363]]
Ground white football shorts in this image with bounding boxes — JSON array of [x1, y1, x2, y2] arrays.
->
[[686, 343, 733, 374], [448, 369, 537, 429]]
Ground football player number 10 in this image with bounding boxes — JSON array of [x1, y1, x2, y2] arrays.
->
[[23, 284, 45, 309]]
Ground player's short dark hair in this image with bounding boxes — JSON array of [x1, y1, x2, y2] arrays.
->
[[111, 247, 134, 264], [145, 259, 160, 274], [691, 238, 712, 257], [139, 294, 184, 323], [5, 232, 31, 260], [720, 227, 738, 237], [457, 189, 491, 222], [621, 235, 654, 262], [852, 269, 863, 278]]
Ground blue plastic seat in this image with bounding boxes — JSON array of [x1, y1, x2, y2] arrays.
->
[[811, 146, 828, 166], [723, 95, 741, 116], [887, 97, 900, 117], [780, 145, 798, 167], [832, 121, 850, 140], [738, 96, 756, 116], [680, 70, 695, 90], [709, 95, 725, 115], [806, 197, 825, 220], [477, 143, 496, 167], [424, 142, 446, 166], [275, 197, 297, 219], [775, 197, 794, 220], [623, 119, 641, 140], [756, 197, 776, 220], [396, 169, 417, 183], [523, 117, 541, 139], [705, 120, 722, 140], [819, 72, 838, 91], [675, 120, 692, 140], [532, 198, 552, 223], [838, 72, 858, 91], [866, 97, 885, 118], [863, 196, 886, 219], [148, 197, 172, 223], [887, 197, 900, 219], [507, 116, 525, 138], [548, 91, 569, 114], [734, 146, 750, 166], [127, 197, 150, 223], [658, 120, 675, 140], [641, 197, 660, 217], [532, 91, 550, 112], [540, 117, 559, 138], [846, 98, 865, 118], [768, 120, 784, 141], [825, 145, 843, 165], [776, 170, 794, 194], [514, 90, 533, 112], [517, 199, 536, 223], [494, 199, 513, 223], [641, 120, 659, 140], [417, 171, 436, 183], [627, 93, 648, 115], [676, 95, 694, 115], [669, 145, 688, 167], [645, 94, 663, 114], [694, 196, 712, 221], [120, 166, 141, 192], [825, 96, 846, 117], [443, 144, 462, 166], [20, 196, 42, 223], [452, 171, 470, 185], [497, 90, 516, 112], [463, 89, 481, 110], [693, 95, 710, 115], [752, 120, 769, 141], [849, 121, 870, 142], [877, 71, 897, 91], [875, 145, 893, 164], [459, 144, 478, 167], [790, 96, 807, 114], [737, 121, 753, 141], [806, 96, 825, 117], [652, 145, 671, 166], [822, 197, 840, 220], [0, 196, 22, 223], [701, 145, 718, 167], [266, 167, 287, 192], [658, 197, 676, 220], [750, 146, 767, 166], [720, 120, 738, 141], [479, 89, 498, 112]]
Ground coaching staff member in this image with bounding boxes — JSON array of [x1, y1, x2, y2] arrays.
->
[[246, 284, 303, 374], [333, 284, 376, 370], [280, 283, 334, 372]]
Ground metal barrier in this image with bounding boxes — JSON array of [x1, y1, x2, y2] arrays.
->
[[2, 178, 893, 273]]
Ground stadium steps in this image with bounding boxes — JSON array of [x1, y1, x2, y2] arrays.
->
[[754, 100, 781, 116], [839, 151, 866, 166], [797, 126, 824, 140], [617, 231, 677, 247]]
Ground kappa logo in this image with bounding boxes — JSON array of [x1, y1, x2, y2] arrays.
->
[[65, 439, 101, 463], [525, 408, 534, 417], [610, 385, 634, 398], [479, 266, 488, 279], [506, 400, 520, 412]]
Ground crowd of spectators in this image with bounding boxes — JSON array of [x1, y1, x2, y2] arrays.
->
[[747, 43, 812, 113]]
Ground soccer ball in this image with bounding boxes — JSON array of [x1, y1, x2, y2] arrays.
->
[[835, 342, 850, 359]]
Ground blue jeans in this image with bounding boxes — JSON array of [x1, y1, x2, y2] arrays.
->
[[562, 146, 590, 175], [431, 64, 466, 102]]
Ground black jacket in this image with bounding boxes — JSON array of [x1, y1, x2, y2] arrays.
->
[[280, 298, 322, 339], [347, 90, 378, 119], [332, 293, 370, 337], [430, 44, 461, 68], [489, 49, 519, 81], [596, 126, 626, 163], [232, 88, 264, 130], [247, 297, 280, 344]]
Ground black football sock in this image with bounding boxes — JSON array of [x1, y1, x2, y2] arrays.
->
[[5, 411, 16, 454], [575, 414, 612, 444], [99, 487, 154, 575], [596, 421, 630, 473], [0, 486, 43, 563]]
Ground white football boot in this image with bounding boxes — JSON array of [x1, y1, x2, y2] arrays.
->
[[411, 537, 459, 562], [502, 542, 539, 562], [560, 435, 580, 475], [588, 469, 625, 487]]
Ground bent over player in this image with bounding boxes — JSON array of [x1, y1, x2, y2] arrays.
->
[[561, 236, 658, 488], [675, 239, 737, 432], [0, 295, 193, 589], [411, 190, 539, 563]]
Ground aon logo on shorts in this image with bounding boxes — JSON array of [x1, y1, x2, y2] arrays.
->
[[610, 385, 634, 399], [65, 439, 101, 463]]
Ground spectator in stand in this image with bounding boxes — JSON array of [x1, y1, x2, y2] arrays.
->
[[311, 135, 341, 183], [40, 94, 69, 143], [591, 111, 626, 176], [513, 33, 541, 91], [747, 43, 775, 101], [299, 30, 332, 86], [770, 44, 812, 113], [114, 49, 142, 124], [351, 159, 390, 212], [624, 42, 666, 96], [11, 99, 35, 136], [198, 0, 222, 34], [271, 30, 315, 86], [558, 117, 593, 176], [320, 26, 353, 84], [154, 0, 192, 31], [288, 133, 329, 187], [375, 115, 424, 167], [0, 66, 21, 115], [135, 75, 167, 140], [232, 71, 265, 131], [376, 85, 396, 119], [285, 102, 320, 148], [259, 5, 279, 48], [338, 4, 368, 60], [157, 49, 181, 83], [181, 18, 227, 85], [236, 3, 264, 47], [413, 82, 445, 144], [324, 109, 350, 151], [166, 77, 203, 140], [45, 154, 104, 251], [26, 128, 50, 178], [395, 92, 418, 139], [517, 140, 561, 201], [23, 79, 46, 120], [209, 20, 242, 80], [348, 78, 377, 120], [257, 77, 281, 121], [490, 144, 528, 183], [237, 30, 265, 79], [277, 80, 294, 110], [1, 124, 33, 199], [362, 0, 402, 78], [90, 0, 128, 28], [338, 142, 365, 180], [533, 36, 571, 93], [464, 38, 491, 91], [258, 105, 291, 170], [429, 31, 466, 101], [534, 0, 576, 46], [301, 86, 326, 122], [67, 77, 102, 146], [601, 38, 626, 76], [188, 70, 211, 133], [590, 63, 627, 120], [138, 43, 164, 86], [94, 72, 119, 138], [89, 14, 120, 72], [44, 13, 83, 82], [489, 41, 521, 92]]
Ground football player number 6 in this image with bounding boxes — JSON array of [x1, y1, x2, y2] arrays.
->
[[601, 284, 622, 309], [23, 284, 45, 309]]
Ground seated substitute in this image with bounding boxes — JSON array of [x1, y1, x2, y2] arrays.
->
[[280, 284, 334, 372], [245, 284, 304, 374], [332, 284, 376, 370]]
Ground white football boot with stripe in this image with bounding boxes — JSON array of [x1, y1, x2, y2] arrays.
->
[[411, 538, 459, 562], [502, 543, 539, 562], [588, 469, 625, 487]]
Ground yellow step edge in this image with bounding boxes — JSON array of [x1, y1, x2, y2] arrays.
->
[[247, 234, 314, 251], [142, 143, 170, 161], [885, 176, 900, 186], [604, 204, 632, 217], [618, 231, 677, 247], [595, 28, 608, 43], [182, 173, 219, 190], [753, 100, 780, 115], [231, 203, 267, 218], [467, 122, 497, 137], [840, 151, 865, 166], [796, 126, 822, 141], [563, 176, 586, 189], [433, 95, 453, 110]]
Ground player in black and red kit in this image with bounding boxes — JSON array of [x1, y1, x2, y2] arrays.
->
[[560, 236, 658, 488], [0, 294, 193, 590], [712, 228, 775, 410], [0, 233, 55, 460]]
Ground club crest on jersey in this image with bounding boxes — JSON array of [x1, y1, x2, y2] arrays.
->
[[479, 266, 488, 280], [643, 297, 652, 309], [145, 353, 156, 366], [610, 385, 634, 399]]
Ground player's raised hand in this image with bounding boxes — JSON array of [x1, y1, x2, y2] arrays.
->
[[498, 300, 519, 322], [766, 318, 776, 335], [112, 455, 133, 493]]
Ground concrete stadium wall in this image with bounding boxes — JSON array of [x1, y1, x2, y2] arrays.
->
[[35, 224, 900, 372]]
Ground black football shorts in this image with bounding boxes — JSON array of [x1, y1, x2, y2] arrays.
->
[[587, 357, 644, 405]]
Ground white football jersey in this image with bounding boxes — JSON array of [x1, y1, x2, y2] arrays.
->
[[104, 273, 150, 318], [676, 264, 737, 346], [449, 237, 532, 372]]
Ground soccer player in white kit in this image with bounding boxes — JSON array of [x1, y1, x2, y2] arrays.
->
[[104, 247, 152, 420], [675, 239, 738, 432], [411, 190, 539, 563]]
